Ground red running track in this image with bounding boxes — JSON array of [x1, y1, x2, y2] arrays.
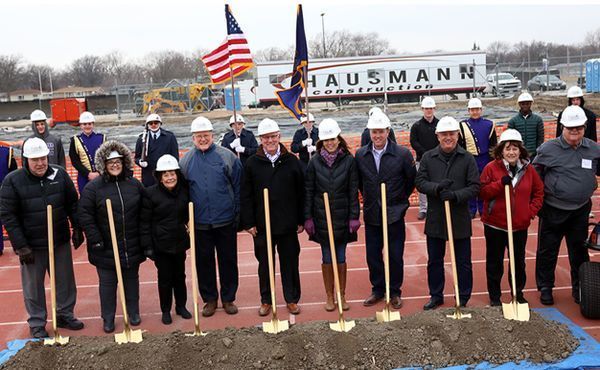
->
[[0, 203, 599, 349]]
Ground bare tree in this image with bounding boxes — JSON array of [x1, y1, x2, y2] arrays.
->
[[104, 51, 146, 85], [0, 55, 24, 92], [68, 55, 106, 87], [309, 30, 395, 58], [254, 47, 294, 62], [486, 41, 511, 63], [145, 51, 198, 84], [20, 64, 56, 91], [584, 27, 600, 53]]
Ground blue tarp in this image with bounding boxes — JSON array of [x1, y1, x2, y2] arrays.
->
[[0, 338, 38, 365]]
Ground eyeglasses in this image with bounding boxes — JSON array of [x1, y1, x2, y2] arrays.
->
[[106, 159, 122, 166], [148, 121, 161, 126], [565, 126, 585, 132]]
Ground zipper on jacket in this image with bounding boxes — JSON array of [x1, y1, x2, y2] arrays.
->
[[115, 181, 130, 268]]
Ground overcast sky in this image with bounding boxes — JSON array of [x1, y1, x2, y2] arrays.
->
[[4, 0, 600, 69]]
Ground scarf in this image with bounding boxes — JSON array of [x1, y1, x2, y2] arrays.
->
[[320, 148, 342, 168]]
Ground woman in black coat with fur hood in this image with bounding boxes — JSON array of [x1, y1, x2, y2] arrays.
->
[[78, 140, 146, 334], [140, 154, 192, 325]]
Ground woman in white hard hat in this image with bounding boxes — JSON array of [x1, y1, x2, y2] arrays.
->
[[479, 129, 544, 306], [78, 140, 147, 333], [140, 154, 192, 325], [556, 86, 597, 141], [304, 119, 360, 311]]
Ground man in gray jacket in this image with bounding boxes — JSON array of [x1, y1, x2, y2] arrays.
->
[[533, 105, 600, 305], [415, 116, 480, 310], [27, 110, 66, 168]]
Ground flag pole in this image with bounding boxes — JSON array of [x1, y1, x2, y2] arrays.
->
[[303, 65, 312, 159]]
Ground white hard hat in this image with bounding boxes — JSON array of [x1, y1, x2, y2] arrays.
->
[[421, 96, 436, 108], [368, 107, 383, 117], [146, 113, 162, 124], [257, 118, 280, 136], [300, 113, 315, 123], [567, 86, 584, 99], [318, 119, 341, 141], [435, 116, 460, 133], [366, 111, 391, 129], [79, 111, 95, 124], [106, 151, 123, 160], [155, 154, 180, 171], [560, 105, 587, 127], [517, 93, 533, 103], [467, 98, 483, 109], [30, 110, 47, 122], [190, 116, 213, 132], [499, 129, 523, 144], [22, 138, 50, 158], [229, 114, 245, 125]]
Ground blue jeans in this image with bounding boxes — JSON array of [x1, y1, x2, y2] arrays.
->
[[320, 243, 347, 264], [365, 220, 406, 297]]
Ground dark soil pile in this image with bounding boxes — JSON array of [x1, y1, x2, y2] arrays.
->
[[1, 308, 578, 370]]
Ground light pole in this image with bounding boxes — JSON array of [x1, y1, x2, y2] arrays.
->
[[321, 12, 326, 58]]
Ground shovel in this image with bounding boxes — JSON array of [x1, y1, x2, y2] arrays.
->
[[444, 200, 471, 320], [186, 202, 207, 336], [262, 188, 289, 334], [44, 205, 69, 345], [324, 192, 355, 332], [502, 185, 530, 321], [376, 183, 401, 323], [106, 199, 143, 344]]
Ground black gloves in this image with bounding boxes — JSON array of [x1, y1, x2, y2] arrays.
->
[[72, 228, 84, 249], [436, 179, 454, 194], [17, 247, 34, 265], [89, 241, 104, 251], [439, 189, 456, 202], [501, 176, 512, 186], [144, 249, 155, 261]]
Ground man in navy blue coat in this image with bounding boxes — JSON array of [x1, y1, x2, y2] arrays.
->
[[135, 114, 180, 187], [221, 114, 258, 166]]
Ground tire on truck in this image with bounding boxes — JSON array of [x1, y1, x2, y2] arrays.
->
[[579, 261, 600, 319]]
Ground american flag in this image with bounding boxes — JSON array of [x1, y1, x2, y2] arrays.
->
[[201, 5, 254, 84]]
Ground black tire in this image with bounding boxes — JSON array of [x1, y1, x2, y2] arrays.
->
[[579, 261, 600, 319]]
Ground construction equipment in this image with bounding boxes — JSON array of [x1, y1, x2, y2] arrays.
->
[[262, 188, 289, 334], [186, 202, 207, 336], [44, 205, 69, 346], [106, 199, 143, 344], [139, 84, 222, 115], [502, 185, 530, 321], [376, 184, 401, 323], [324, 192, 355, 332], [444, 200, 471, 320]]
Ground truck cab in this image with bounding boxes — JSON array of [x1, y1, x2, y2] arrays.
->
[[483, 73, 522, 97]]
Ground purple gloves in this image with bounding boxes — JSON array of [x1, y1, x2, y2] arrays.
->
[[304, 218, 315, 236], [349, 219, 361, 233]]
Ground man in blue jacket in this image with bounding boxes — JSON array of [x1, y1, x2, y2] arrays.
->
[[135, 114, 179, 187], [180, 116, 242, 317]]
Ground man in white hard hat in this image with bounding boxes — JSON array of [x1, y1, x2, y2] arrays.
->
[[135, 113, 179, 187], [507, 93, 544, 158], [410, 96, 440, 220], [533, 105, 600, 305], [458, 98, 497, 218], [416, 116, 480, 310], [27, 109, 66, 168], [355, 110, 416, 308], [179, 117, 242, 317], [221, 114, 258, 166], [68, 111, 106, 192], [0, 137, 84, 338], [556, 86, 597, 141], [360, 107, 397, 147], [291, 113, 319, 171], [241, 118, 305, 316]]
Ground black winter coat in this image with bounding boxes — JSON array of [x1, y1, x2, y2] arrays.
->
[[304, 150, 360, 245], [291, 126, 319, 167], [221, 128, 259, 166], [241, 144, 305, 235], [0, 165, 78, 251], [79, 175, 146, 269], [134, 128, 180, 186], [410, 117, 439, 161], [355, 140, 416, 226], [415, 146, 480, 240], [140, 180, 190, 254]]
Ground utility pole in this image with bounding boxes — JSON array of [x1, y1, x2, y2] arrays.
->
[[321, 13, 326, 58], [37, 69, 43, 109]]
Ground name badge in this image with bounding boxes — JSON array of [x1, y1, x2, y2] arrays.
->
[[582, 158, 592, 169]]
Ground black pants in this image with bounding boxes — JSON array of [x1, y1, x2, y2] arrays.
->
[[254, 232, 301, 304], [154, 251, 187, 313], [536, 201, 591, 295], [365, 220, 406, 298], [426, 236, 473, 304], [196, 223, 238, 303], [484, 225, 528, 301], [96, 265, 140, 323]]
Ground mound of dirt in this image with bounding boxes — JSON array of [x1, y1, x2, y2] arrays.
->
[[1, 308, 578, 370]]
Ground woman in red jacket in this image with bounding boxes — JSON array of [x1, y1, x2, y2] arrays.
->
[[480, 129, 544, 306]]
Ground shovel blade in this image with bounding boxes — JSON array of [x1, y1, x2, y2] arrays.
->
[[502, 301, 530, 322], [446, 308, 472, 320], [329, 318, 355, 332], [115, 328, 143, 344], [185, 327, 208, 337], [376, 308, 401, 323], [262, 319, 289, 334], [44, 334, 70, 346]]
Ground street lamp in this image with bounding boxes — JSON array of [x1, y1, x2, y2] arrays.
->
[[321, 12, 326, 58]]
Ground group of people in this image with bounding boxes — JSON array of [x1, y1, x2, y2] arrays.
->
[[0, 85, 597, 339]]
